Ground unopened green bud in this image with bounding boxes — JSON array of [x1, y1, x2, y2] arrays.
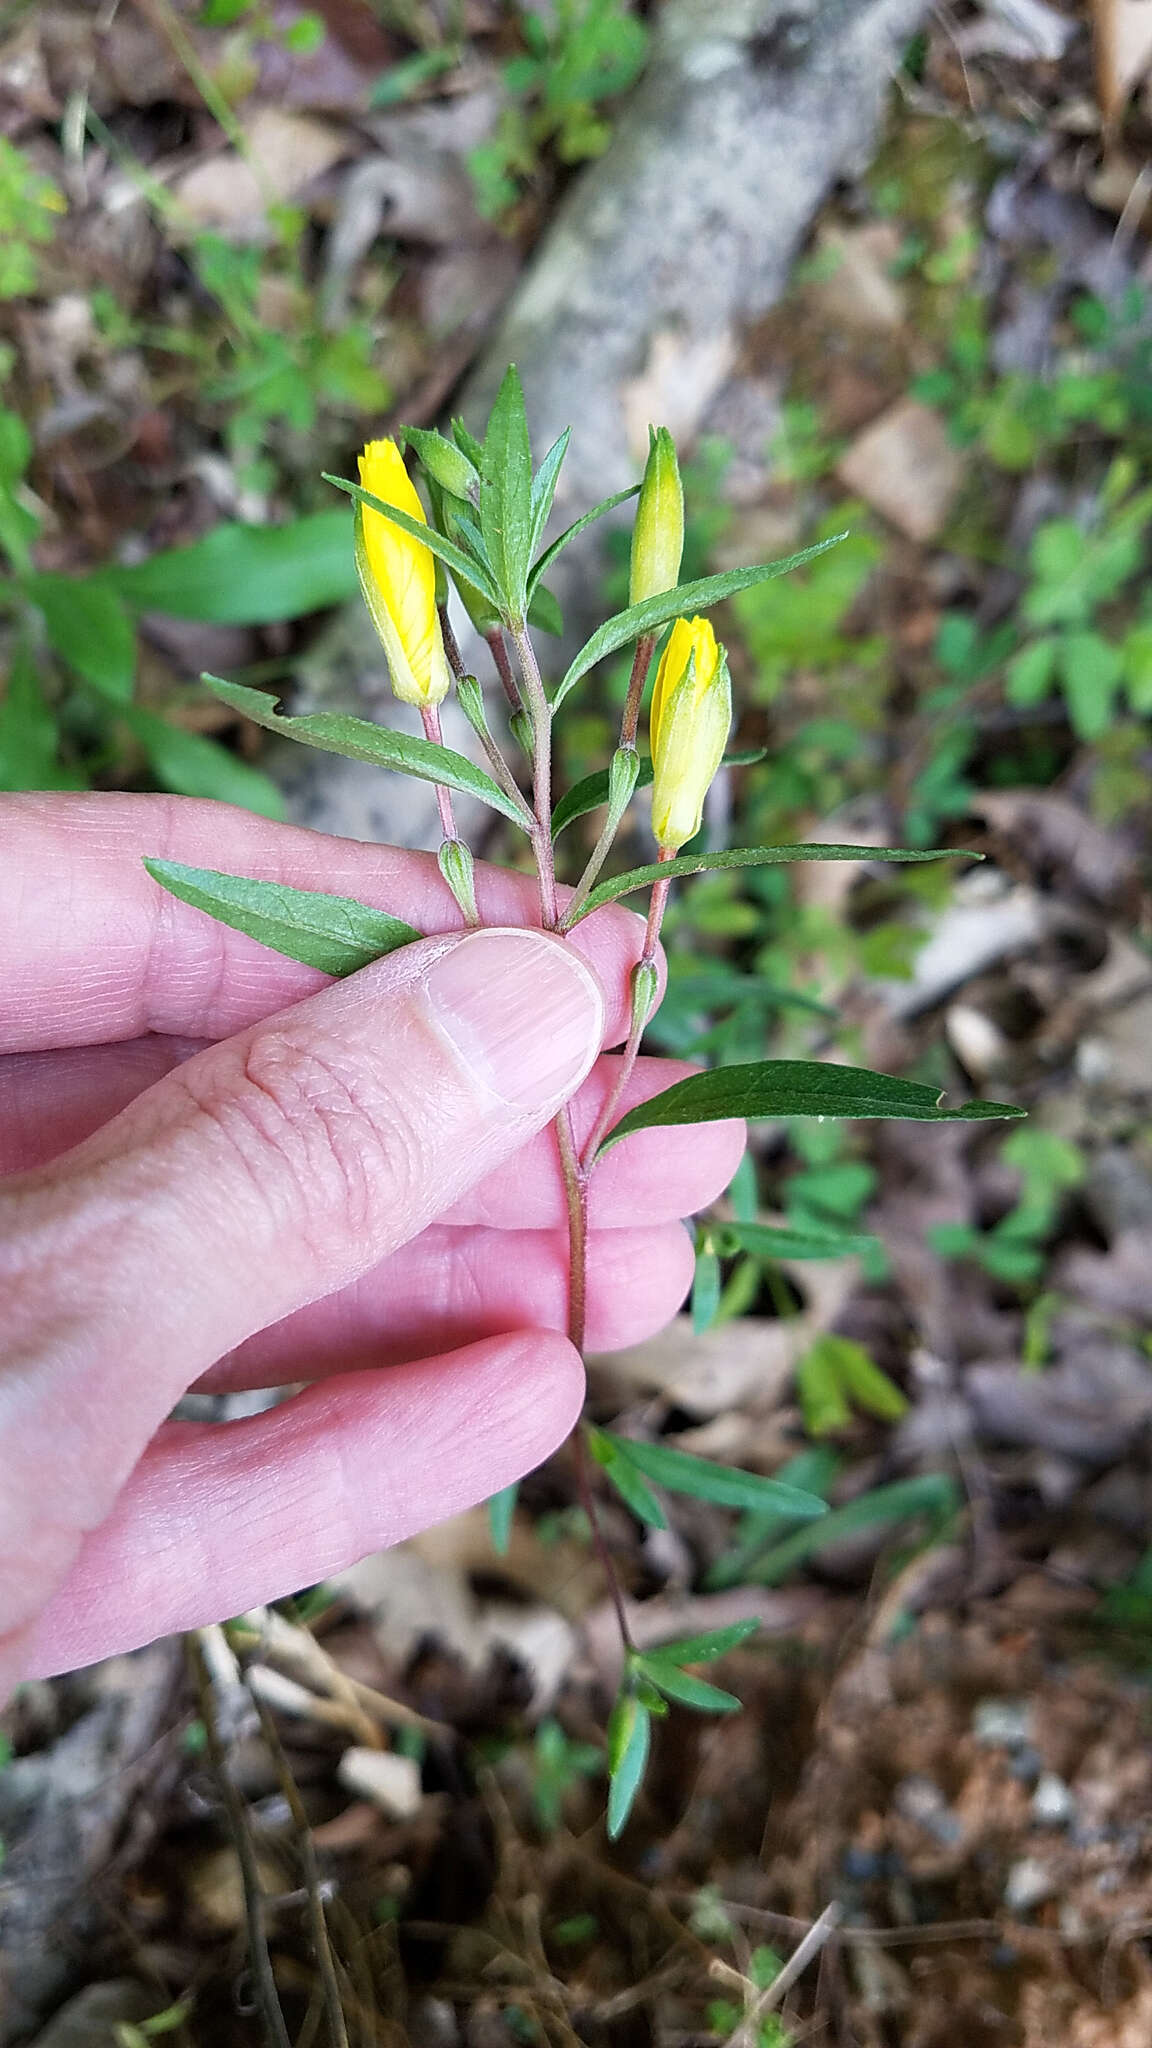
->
[[510, 709, 534, 757], [438, 837, 478, 925], [455, 673, 488, 739], [629, 425, 684, 607], [630, 958, 659, 1036], [403, 425, 478, 502], [607, 744, 640, 826]]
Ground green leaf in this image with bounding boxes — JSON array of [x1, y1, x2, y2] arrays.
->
[[103, 513, 360, 624], [1006, 635, 1058, 707], [143, 860, 421, 975], [203, 676, 530, 827], [479, 365, 535, 620], [692, 1241, 722, 1333], [488, 1482, 518, 1555], [123, 706, 284, 817], [322, 476, 502, 610], [643, 1619, 761, 1665], [722, 1221, 879, 1262], [528, 429, 571, 561], [637, 1662, 741, 1713], [588, 1426, 666, 1528], [565, 843, 969, 923], [598, 1061, 1025, 1154], [552, 748, 765, 842], [797, 1334, 908, 1437], [28, 574, 136, 701], [606, 1693, 651, 1839], [527, 485, 641, 601], [553, 536, 847, 707], [1059, 630, 1122, 740], [369, 47, 460, 105], [527, 581, 563, 635], [452, 417, 485, 468], [747, 1475, 959, 1586], [600, 1434, 827, 1516], [553, 757, 655, 838], [0, 638, 83, 790]]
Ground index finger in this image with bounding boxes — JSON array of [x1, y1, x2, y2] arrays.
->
[[0, 792, 652, 1052]]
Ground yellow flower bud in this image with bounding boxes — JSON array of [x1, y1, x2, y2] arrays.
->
[[629, 426, 684, 607], [355, 438, 452, 707], [649, 616, 731, 851]]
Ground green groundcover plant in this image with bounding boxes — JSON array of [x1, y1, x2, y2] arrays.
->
[[141, 369, 1022, 1831]]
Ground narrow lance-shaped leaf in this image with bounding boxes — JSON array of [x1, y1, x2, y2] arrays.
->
[[553, 536, 847, 707], [101, 511, 360, 625], [587, 1426, 666, 1528], [606, 1693, 651, 1839], [552, 749, 765, 841], [123, 705, 284, 819], [204, 676, 530, 828], [601, 1433, 828, 1516], [479, 365, 535, 620], [28, 574, 137, 702], [527, 428, 571, 560], [527, 485, 641, 601], [721, 1221, 880, 1262], [565, 843, 973, 924], [323, 475, 502, 610], [488, 1483, 518, 1556], [748, 1475, 960, 1587], [643, 1619, 761, 1664], [144, 861, 421, 976], [637, 1662, 741, 1713], [599, 1061, 1025, 1155]]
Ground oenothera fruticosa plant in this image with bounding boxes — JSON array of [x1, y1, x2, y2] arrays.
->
[[145, 368, 1023, 1835]]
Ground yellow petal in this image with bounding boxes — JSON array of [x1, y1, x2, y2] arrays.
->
[[356, 439, 450, 705]]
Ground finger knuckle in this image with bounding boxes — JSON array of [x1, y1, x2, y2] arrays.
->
[[199, 1033, 422, 1260]]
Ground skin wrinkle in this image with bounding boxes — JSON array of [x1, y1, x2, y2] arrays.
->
[[1, 797, 744, 1682], [200, 1220, 692, 1392], [22, 1339, 586, 1673]]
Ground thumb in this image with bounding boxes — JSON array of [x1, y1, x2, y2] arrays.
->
[[1, 928, 602, 1582]]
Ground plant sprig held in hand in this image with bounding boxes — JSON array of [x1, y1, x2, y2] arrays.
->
[[145, 366, 1024, 1836]]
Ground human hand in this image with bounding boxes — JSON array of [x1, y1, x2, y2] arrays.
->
[[0, 794, 743, 1692]]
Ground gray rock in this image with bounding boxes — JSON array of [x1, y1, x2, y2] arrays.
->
[[459, 0, 931, 653], [1032, 1772, 1075, 1827], [973, 1698, 1033, 1749]]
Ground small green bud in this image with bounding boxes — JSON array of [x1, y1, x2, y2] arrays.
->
[[438, 837, 478, 924], [629, 425, 684, 607], [455, 673, 488, 739], [510, 709, 534, 757], [630, 958, 659, 1036], [403, 425, 478, 502], [607, 744, 640, 826]]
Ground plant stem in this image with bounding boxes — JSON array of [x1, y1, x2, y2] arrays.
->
[[564, 796, 627, 927], [511, 619, 559, 930], [509, 618, 648, 1662], [620, 632, 656, 749], [554, 1106, 588, 1350], [439, 602, 466, 682], [420, 704, 462, 849], [188, 1632, 292, 2048], [574, 1425, 635, 1652], [486, 626, 524, 714], [580, 863, 671, 1170]]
